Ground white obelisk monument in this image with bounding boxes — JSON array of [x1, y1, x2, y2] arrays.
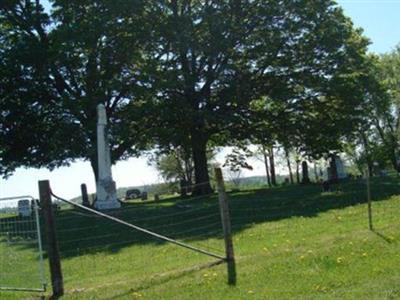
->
[[94, 104, 120, 210]]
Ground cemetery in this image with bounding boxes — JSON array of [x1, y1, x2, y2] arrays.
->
[[1, 0, 400, 299]]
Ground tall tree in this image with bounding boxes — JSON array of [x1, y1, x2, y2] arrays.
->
[[0, 0, 150, 181], [374, 47, 400, 171], [146, 1, 370, 195]]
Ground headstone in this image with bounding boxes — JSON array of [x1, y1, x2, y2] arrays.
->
[[328, 155, 347, 183], [141, 192, 148, 201], [322, 180, 330, 192], [81, 183, 90, 207], [94, 104, 120, 210]]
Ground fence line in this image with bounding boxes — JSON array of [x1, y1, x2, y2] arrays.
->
[[55, 201, 220, 223], [50, 191, 225, 261]]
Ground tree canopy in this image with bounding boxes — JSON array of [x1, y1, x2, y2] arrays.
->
[[0, 0, 380, 193], [0, 0, 150, 178]]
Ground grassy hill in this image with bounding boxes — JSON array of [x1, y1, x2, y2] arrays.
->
[[1, 176, 399, 299], [68, 175, 282, 204]]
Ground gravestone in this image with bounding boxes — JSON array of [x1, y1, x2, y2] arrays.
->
[[328, 155, 347, 183], [94, 104, 120, 210], [336, 157, 347, 179], [81, 183, 90, 207]]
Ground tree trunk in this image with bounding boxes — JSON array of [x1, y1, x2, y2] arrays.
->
[[284, 148, 294, 184], [301, 161, 310, 184], [90, 155, 99, 184], [360, 132, 373, 176], [269, 146, 277, 186], [329, 155, 339, 183], [314, 162, 319, 182], [262, 146, 272, 187], [191, 131, 213, 195], [89, 155, 98, 206], [295, 160, 300, 184], [389, 148, 400, 172]]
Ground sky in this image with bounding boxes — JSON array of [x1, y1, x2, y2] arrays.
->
[[1, 0, 400, 200]]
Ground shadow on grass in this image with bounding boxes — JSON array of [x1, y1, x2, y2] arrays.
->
[[371, 229, 394, 244], [1, 176, 399, 261], [100, 259, 225, 300]]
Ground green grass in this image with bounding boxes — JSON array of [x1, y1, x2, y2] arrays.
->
[[1, 176, 399, 299]]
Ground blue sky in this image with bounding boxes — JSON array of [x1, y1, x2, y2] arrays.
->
[[338, 0, 400, 53], [1, 0, 400, 200]]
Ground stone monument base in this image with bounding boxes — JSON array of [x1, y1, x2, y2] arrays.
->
[[94, 200, 121, 210], [95, 178, 120, 210]]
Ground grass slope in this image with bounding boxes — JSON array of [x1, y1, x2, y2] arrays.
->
[[1, 176, 399, 299]]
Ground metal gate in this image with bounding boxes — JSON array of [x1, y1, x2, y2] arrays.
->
[[0, 196, 46, 292]]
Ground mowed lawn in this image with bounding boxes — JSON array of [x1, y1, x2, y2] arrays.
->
[[1, 176, 399, 299]]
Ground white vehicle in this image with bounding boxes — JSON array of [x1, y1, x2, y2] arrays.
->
[[18, 199, 32, 217]]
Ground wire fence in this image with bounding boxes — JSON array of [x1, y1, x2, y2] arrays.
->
[[50, 171, 399, 288], [2, 168, 399, 296], [43, 182, 227, 291], [222, 169, 400, 253], [0, 196, 46, 292]]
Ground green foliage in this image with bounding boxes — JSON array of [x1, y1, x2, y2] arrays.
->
[[0, 0, 151, 177], [346, 48, 400, 174], [223, 148, 253, 172], [0, 0, 376, 188], [150, 147, 195, 184]]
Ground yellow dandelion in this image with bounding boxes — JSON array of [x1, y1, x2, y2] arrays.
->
[[203, 273, 209, 277], [307, 250, 313, 254], [212, 272, 217, 277], [299, 255, 305, 260], [263, 247, 269, 252], [362, 252, 368, 257], [336, 257, 344, 264], [247, 290, 254, 294]]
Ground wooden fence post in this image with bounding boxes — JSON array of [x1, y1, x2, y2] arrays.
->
[[214, 167, 236, 285], [39, 180, 64, 297], [366, 167, 373, 230]]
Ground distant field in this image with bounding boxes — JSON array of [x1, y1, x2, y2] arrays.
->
[[1, 176, 399, 299]]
